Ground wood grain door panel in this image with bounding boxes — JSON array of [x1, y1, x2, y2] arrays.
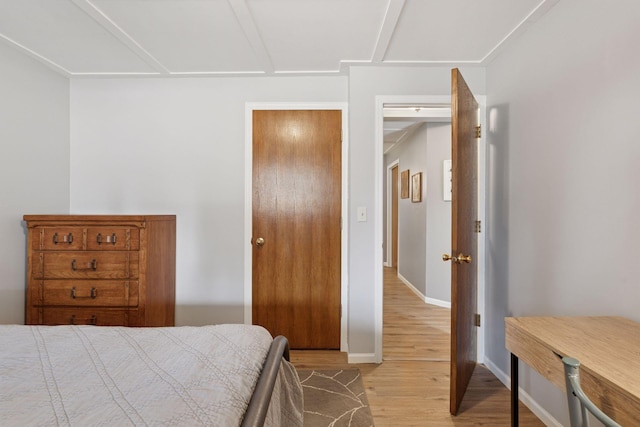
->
[[450, 68, 480, 415], [252, 110, 341, 349]]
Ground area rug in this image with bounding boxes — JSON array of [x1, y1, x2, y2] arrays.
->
[[297, 369, 374, 427]]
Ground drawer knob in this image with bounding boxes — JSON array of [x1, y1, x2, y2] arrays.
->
[[53, 232, 73, 244], [71, 287, 97, 299], [71, 259, 97, 271], [96, 233, 117, 245]]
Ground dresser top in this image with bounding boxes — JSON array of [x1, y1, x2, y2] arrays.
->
[[24, 214, 175, 223]]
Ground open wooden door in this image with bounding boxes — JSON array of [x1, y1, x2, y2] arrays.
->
[[448, 68, 480, 415]]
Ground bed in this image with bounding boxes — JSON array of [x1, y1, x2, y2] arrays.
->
[[0, 323, 303, 426]]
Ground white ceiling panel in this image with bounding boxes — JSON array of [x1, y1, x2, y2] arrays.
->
[[0, 0, 157, 74], [247, 0, 389, 72], [385, 0, 544, 62], [91, 0, 264, 73], [0, 0, 561, 76]]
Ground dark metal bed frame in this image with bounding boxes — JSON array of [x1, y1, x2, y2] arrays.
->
[[241, 335, 292, 427]]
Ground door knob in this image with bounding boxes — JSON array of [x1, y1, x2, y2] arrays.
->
[[255, 237, 265, 247], [443, 253, 472, 264], [457, 253, 472, 263], [443, 254, 458, 263]]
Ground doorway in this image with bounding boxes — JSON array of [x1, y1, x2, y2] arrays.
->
[[374, 95, 486, 364]]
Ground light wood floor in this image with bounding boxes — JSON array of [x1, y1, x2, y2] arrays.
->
[[290, 267, 543, 426]]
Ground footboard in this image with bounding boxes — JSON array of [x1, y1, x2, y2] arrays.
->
[[241, 335, 291, 427]]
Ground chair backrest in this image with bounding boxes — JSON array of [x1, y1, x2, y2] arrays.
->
[[562, 357, 621, 427]]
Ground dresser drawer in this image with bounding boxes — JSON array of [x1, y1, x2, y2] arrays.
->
[[34, 252, 139, 279], [41, 280, 139, 307], [40, 227, 84, 251], [41, 308, 129, 326], [86, 227, 140, 251]]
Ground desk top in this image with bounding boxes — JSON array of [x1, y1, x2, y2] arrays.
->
[[506, 316, 640, 425]]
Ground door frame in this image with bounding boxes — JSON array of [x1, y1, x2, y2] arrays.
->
[[385, 159, 399, 268], [244, 102, 349, 352], [375, 95, 486, 364]]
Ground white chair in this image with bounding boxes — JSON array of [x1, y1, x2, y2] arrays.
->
[[562, 357, 621, 427]]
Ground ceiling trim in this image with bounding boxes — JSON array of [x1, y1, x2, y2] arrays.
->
[[481, 0, 561, 64], [228, 0, 274, 74], [0, 33, 72, 77], [71, 0, 170, 74], [372, 0, 405, 63]]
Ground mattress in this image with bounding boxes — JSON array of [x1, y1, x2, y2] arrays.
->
[[0, 324, 303, 426]]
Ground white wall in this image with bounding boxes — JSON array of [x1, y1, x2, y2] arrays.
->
[[386, 125, 428, 294], [71, 67, 484, 357], [348, 66, 484, 354], [0, 43, 70, 324], [70, 76, 347, 326], [485, 0, 640, 424], [424, 123, 452, 303]]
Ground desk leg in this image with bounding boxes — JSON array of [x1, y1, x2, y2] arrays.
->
[[511, 353, 519, 426]]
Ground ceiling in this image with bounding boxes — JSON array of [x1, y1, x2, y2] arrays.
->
[[0, 0, 559, 78], [0, 0, 560, 151]]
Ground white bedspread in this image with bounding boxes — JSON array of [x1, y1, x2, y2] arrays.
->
[[0, 324, 302, 426]]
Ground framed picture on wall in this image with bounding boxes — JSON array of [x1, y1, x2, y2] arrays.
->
[[411, 172, 422, 202], [400, 169, 410, 199]]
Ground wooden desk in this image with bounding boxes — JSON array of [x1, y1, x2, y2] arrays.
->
[[506, 316, 640, 426]]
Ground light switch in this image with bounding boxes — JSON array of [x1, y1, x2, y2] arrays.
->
[[357, 206, 367, 222]]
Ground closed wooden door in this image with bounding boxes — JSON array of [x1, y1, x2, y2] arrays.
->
[[252, 110, 341, 349], [449, 68, 480, 415]]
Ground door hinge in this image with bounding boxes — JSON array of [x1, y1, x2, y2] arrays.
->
[[474, 313, 481, 327], [474, 220, 481, 233], [475, 125, 482, 138]]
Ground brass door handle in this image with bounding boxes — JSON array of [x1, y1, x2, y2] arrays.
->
[[457, 254, 472, 263], [443, 253, 472, 264], [255, 237, 265, 247], [443, 254, 458, 263]]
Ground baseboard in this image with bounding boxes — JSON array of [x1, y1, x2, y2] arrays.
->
[[397, 273, 451, 308], [397, 273, 426, 300], [347, 353, 377, 364], [483, 356, 563, 427], [425, 297, 451, 309]]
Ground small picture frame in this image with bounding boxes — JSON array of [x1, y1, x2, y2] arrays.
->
[[411, 172, 422, 203], [400, 170, 410, 199]]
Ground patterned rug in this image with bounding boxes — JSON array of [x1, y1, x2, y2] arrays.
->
[[297, 369, 374, 427]]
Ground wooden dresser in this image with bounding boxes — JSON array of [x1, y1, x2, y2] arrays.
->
[[24, 215, 176, 327]]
